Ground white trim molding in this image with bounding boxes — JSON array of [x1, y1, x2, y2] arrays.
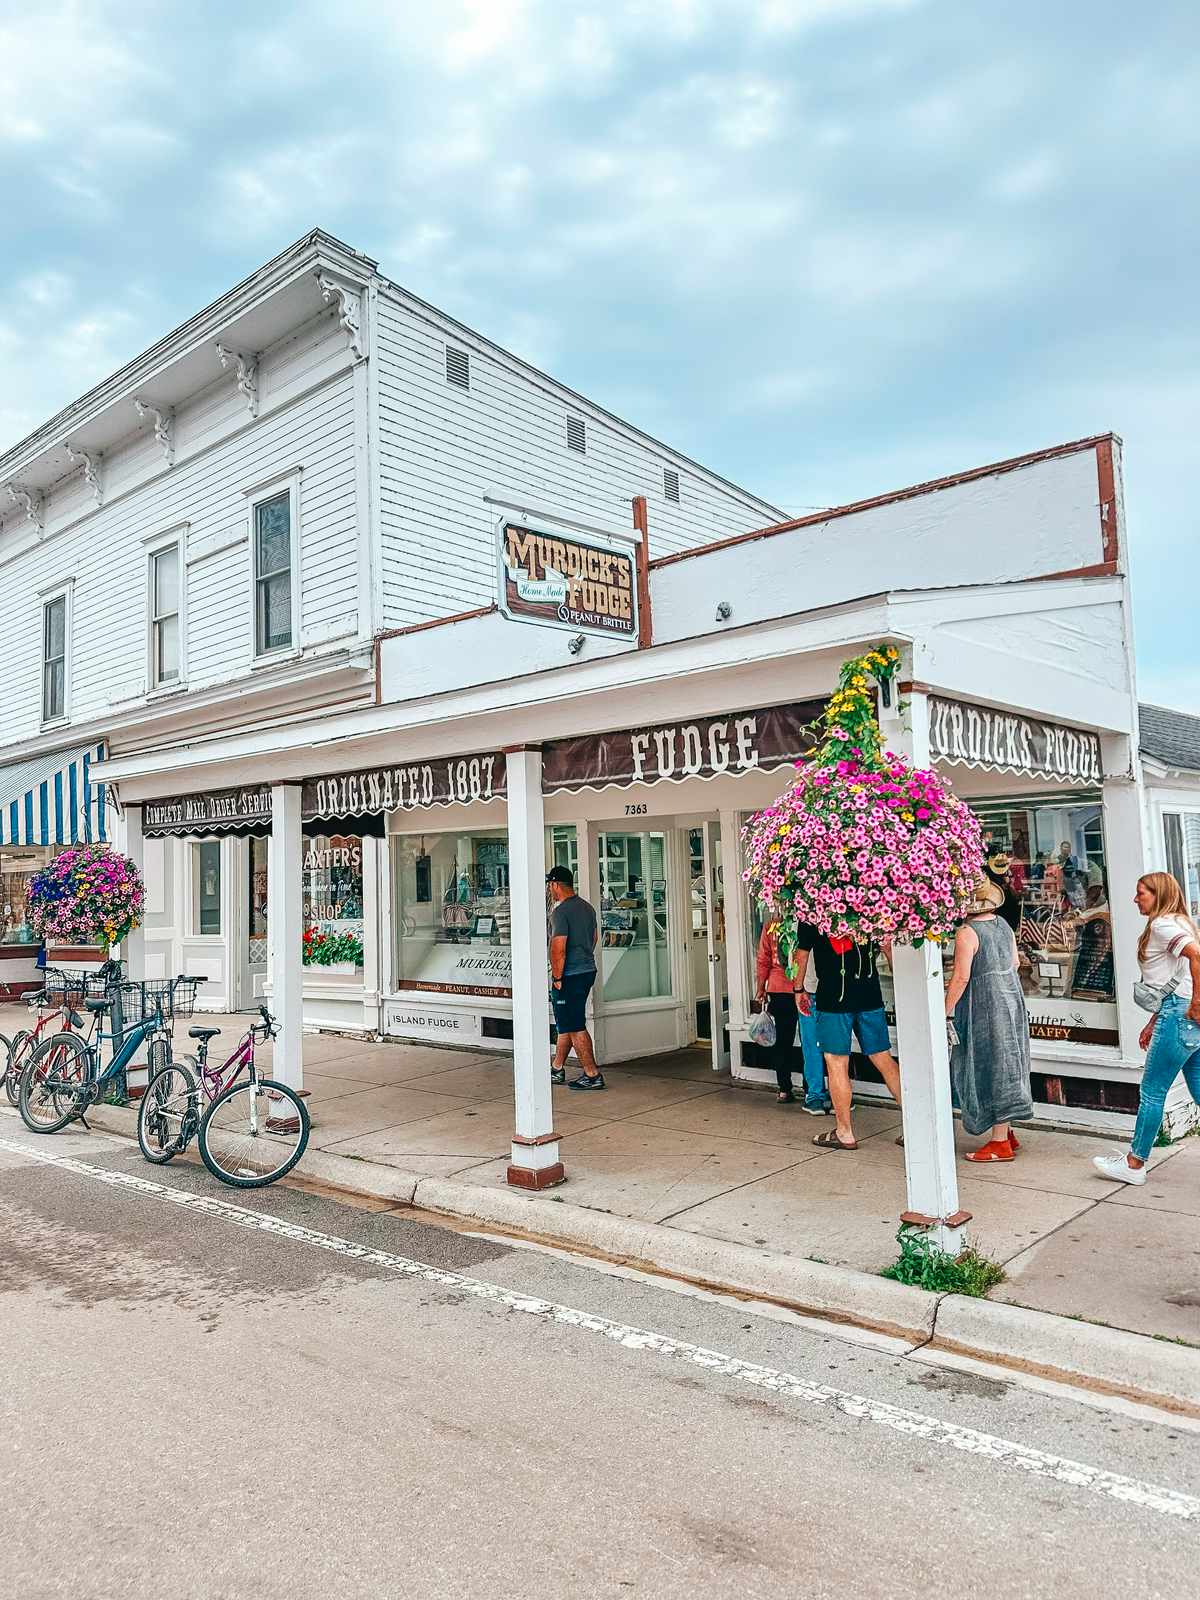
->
[[5, 482, 44, 534], [65, 444, 104, 507], [318, 273, 366, 361]]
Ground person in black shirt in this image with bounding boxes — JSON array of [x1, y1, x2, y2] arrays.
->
[[793, 922, 902, 1151]]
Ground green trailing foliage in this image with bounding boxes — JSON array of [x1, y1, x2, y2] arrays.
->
[[881, 1225, 1005, 1297]]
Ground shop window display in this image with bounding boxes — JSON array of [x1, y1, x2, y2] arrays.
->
[[966, 795, 1117, 1045], [302, 835, 365, 968], [597, 831, 671, 1001], [393, 830, 513, 996]]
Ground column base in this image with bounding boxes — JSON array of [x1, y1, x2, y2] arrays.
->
[[507, 1162, 567, 1190], [900, 1209, 973, 1230]]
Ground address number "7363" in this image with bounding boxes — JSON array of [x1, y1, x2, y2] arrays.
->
[[625, 803, 648, 815]]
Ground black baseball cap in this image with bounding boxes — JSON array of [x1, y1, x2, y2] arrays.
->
[[546, 865, 574, 887]]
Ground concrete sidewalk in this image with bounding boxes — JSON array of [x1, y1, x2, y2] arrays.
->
[[128, 1012, 1200, 1351], [6, 1003, 1196, 1371]]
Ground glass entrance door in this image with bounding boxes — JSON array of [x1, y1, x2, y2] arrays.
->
[[240, 835, 269, 1006], [688, 822, 728, 1072]]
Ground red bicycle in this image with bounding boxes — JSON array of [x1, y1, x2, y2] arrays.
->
[[0, 966, 106, 1107]]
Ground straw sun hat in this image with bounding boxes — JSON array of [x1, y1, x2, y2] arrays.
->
[[965, 879, 1005, 917]]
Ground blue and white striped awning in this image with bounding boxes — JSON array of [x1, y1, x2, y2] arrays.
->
[[0, 742, 107, 847]]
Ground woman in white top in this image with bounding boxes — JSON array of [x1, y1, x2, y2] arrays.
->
[[1093, 872, 1200, 1186]]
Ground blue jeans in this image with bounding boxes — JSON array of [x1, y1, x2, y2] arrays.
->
[[1131, 995, 1200, 1161], [798, 1006, 829, 1107]]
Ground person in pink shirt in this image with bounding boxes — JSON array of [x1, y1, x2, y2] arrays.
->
[[755, 921, 830, 1111]]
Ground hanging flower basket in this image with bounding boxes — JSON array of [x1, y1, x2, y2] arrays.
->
[[742, 646, 983, 960], [26, 844, 145, 953]]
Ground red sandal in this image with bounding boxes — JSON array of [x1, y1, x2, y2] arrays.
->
[[966, 1139, 1015, 1163]]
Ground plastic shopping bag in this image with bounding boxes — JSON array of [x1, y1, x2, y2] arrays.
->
[[748, 1003, 777, 1049]]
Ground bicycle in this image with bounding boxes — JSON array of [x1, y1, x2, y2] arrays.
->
[[2, 963, 116, 1106], [18, 976, 180, 1135], [137, 1004, 310, 1188]]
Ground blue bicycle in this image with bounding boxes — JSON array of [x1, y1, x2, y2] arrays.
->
[[18, 975, 201, 1136]]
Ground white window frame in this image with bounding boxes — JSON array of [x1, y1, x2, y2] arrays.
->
[[246, 471, 301, 664], [145, 526, 187, 694], [39, 580, 72, 727]]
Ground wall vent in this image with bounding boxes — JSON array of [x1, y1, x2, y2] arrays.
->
[[566, 415, 587, 454], [663, 468, 680, 502], [446, 347, 470, 390]]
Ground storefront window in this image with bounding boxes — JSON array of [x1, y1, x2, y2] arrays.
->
[[393, 830, 512, 996], [1, 850, 45, 944], [193, 841, 222, 935], [966, 794, 1117, 1045], [597, 830, 671, 1001], [302, 835, 364, 967], [1163, 812, 1200, 917]]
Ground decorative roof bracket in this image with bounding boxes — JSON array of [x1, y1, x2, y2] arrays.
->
[[215, 342, 259, 418], [318, 273, 366, 361], [134, 399, 176, 467], [5, 482, 45, 533], [65, 443, 104, 507]]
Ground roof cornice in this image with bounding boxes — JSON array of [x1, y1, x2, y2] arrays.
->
[[0, 229, 377, 484]]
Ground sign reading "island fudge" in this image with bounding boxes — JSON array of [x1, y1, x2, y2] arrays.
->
[[542, 700, 824, 793], [929, 697, 1103, 784]]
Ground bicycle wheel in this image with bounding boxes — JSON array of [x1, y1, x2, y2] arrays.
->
[[7, 1028, 48, 1106], [0, 1031, 13, 1101], [19, 1032, 94, 1134], [198, 1078, 310, 1188], [137, 1058, 199, 1164]]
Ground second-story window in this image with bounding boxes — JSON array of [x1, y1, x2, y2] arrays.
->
[[42, 594, 67, 722], [254, 491, 293, 655], [150, 543, 181, 687]]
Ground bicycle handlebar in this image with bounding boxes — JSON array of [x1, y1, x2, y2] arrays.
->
[[257, 1004, 279, 1040]]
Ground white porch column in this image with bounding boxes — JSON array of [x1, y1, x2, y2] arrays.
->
[[1100, 760, 1146, 1065], [269, 785, 304, 1096], [505, 748, 563, 1189], [116, 803, 146, 982], [886, 687, 968, 1253]]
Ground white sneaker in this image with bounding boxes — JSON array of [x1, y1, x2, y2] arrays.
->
[[1092, 1151, 1147, 1186]]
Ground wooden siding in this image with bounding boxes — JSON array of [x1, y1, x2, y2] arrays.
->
[[374, 291, 779, 629], [0, 313, 360, 749]]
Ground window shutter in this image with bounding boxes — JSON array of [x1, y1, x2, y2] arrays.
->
[[663, 468, 680, 503], [446, 347, 470, 390], [566, 416, 587, 454]]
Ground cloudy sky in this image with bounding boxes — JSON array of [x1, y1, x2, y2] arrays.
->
[[3, 0, 1196, 705]]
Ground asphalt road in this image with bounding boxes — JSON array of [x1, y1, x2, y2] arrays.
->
[[2, 1117, 1198, 1600]]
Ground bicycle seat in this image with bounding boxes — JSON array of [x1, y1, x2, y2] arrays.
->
[[188, 1026, 222, 1042], [85, 997, 110, 1012]]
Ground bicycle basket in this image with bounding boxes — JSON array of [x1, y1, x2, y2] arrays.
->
[[42, 968, 90, 1006], [132, 976, 203, 1021], [168, 977, 202, 1018]]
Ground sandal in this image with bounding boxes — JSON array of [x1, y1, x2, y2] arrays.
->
[[966, 1139, 1014, 1163], [777, 1090, 795, 1104], [1007, 1130, 1021, 1152], [813, 1128, 858, 1151]]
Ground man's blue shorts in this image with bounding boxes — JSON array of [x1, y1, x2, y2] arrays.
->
[[550, 971, 595, 1033], [814, 1006, 891, 1058]]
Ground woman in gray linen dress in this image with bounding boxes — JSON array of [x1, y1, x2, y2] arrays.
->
[[943, 879, 1033, 1164]]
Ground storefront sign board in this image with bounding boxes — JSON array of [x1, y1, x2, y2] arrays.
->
[[542, 700, 823, 793], [304, 755, 506, 817], [383, 1001, 484, 1041], [143, 786, 272, 835], [929, 696, 1103, 784], [497, 518, 638, 639]]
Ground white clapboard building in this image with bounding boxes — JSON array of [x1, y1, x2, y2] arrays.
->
[[4, 228, 1199, 1241]]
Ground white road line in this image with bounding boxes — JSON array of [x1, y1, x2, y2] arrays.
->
[[4, 1133, 1199, 1524]]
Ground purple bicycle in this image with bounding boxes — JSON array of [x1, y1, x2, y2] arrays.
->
[[137, 1005, 309, 1188]]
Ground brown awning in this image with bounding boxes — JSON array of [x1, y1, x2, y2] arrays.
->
[[140, 699, 823, 836]]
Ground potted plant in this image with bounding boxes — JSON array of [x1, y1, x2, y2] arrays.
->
[[27, 844, 145, 974], [742, 646, 984, 965], [302, 926, 364, 977]]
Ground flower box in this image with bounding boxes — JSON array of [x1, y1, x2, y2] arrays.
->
[[0, 942, 44, 996]]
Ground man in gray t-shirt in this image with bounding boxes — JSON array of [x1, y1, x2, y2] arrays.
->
[[546, 866, 603, 1090]]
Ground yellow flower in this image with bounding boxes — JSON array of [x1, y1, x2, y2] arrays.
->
[[901, 811, 914, 823]]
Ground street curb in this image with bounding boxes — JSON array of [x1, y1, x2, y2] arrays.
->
[[931, 1296, 1200, 1418], [59, 1105, 1200, 1414]]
